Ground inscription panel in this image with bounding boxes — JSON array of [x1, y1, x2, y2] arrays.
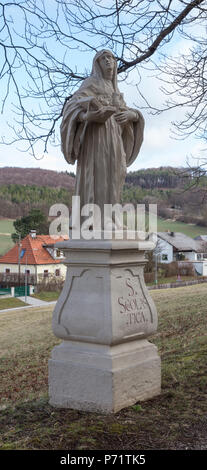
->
[[118, 277, 149, 326], [112, 268, 156, 340]]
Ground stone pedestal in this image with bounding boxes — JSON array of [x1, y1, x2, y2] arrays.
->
[[48, 239, 161, 413]]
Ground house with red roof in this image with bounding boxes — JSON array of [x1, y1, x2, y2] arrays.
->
[[0, 230, 68, 283]]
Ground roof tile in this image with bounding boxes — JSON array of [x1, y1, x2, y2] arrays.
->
[[0, 234, 68, 265]]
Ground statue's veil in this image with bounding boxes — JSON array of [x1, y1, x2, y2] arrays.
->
[[91, 49, 119, 92]]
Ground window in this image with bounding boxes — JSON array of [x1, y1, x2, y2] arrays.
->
[[5, 268, 10, 274], [162, 254, 168, 261], [55, 269, 60, 277], [177, 253, 185, 261], [44, 270, 49, 278], [56, 249, 61, 258], [25, 269, 30, 275]]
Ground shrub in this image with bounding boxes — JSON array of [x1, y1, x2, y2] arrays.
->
[[178, 262, 195, 276], [160, 261, 195, 278], [161, 262, 179, 277], [36, 275, 64, 293], [144, 272, 155, 283]]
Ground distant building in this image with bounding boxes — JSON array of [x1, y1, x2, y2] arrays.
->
[[157, 231, 207, 276], [0, 230, 68, 283], [194, 235, 207, 242]]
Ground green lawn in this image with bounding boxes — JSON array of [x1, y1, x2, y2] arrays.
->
[[157, 216, 207, 238], [32, 291, 59, 302], [0, 283, 206, 450], [0, 234, 14, 256], [0, 219, 14, 234], [0, 219, 14, 256], [0, 297, 28, 310]]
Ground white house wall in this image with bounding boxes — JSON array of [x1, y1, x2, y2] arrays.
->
[[203, 263, 207, 276], [0, 263, 67, 279], [157, 238, 173, 263], [36, 264, 67, 278], [0, 264, 35, 274], [183, 251, 197, 261], [193, 261, 207, 276]]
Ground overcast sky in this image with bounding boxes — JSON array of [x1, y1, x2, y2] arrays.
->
[[0, 73, 203, 174], [0, 8, 205, 174]]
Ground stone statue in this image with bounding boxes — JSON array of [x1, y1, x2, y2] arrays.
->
[[49, 54, 161, 412], [60, 50, 145, 229]]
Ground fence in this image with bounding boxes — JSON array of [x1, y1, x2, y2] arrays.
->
[[148, 277, 207, 290], [0, 285, 33, 297], [0, 272, 37, 287], [0, 287, 11, 296], [14, 286, 30, 297]]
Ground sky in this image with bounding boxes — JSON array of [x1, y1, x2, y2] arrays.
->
[[0, 67, 203, 175], [0, 84, 203, 174], [0, 2, 205, 175]]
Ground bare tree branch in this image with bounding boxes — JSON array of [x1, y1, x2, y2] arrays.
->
[[118, 0, 206, 72], [0, 0, 206, 158]]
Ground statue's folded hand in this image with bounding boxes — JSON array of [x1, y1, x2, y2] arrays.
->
[[79, 107, 116, 123], [88, 109, 108, 123], [115, 110, 138, 124]]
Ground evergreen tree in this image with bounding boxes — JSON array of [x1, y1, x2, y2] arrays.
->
[[12, 209, 49, 243]]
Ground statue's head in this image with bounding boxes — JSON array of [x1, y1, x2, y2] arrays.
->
[[97, 51, 115, 79], [92, 50, 117, 83]]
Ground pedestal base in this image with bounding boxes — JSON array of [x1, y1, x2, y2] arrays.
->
[[48, 239, 161, 413], [49, 339, 161, 413]]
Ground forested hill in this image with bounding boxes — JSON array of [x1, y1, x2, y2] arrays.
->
[[0, 166, 206, 225], [0, 166, 194, 190], [125, 167, 192, 189], [0, 167, 75, 219], [0, 167, 75, 190]]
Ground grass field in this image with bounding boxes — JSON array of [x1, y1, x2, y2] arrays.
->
[[146, 275, 198, 286], [0, 235, 14, 256], [0, 219, 14, 256], [31, 291, 60, 302], [0, 218, 15, 234], [157, 217, 207, 238], [0, 297, 28, 310], [0, 283, 206, 450]]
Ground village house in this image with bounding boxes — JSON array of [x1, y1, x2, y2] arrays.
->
[[157, 231, 207, 276], [0, 230, 68, 283]]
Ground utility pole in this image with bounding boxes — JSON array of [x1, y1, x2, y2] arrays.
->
[[25, 254, 28, 302], [154, 252, 158, 285], [18, 234, 21, 287]]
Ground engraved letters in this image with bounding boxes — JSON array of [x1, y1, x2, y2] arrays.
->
[[118, 277, 148, 326]]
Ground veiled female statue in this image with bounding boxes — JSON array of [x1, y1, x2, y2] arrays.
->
[[60, 50, 145, 229]]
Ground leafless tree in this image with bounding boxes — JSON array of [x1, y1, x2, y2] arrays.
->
[[0, 0, 206, 159], [140, 25, 207, 144]]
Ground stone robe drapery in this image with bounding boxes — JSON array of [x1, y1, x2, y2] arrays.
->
[[60, 51, 145, 221]]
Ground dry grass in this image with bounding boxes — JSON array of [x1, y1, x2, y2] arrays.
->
[[0, 305, 59, 406], [0, 284, 207, 450]]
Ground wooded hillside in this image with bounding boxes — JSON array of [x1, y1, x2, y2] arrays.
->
[[0, 167, 75, 190], [0, 167, 75, 218], [0, 166, 207, 227], [125, 167, 192, 189]]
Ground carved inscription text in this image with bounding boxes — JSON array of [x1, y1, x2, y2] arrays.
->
[[118, 277, 148, 326]]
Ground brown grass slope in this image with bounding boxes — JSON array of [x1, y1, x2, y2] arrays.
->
[[0, 283, 206, 450]]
